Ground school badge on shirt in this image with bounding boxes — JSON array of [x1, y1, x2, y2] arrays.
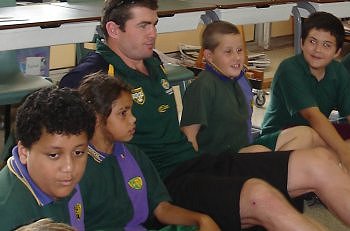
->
[[131, 87, 145, 105], [161, 79, 174, 95], [74, 203, 82, 220], [128, 176, 143, 190]]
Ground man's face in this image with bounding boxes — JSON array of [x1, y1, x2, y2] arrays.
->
[[115, 6, 158, 60], [301, 28, 341, 78], [18, 131, 88, 199]]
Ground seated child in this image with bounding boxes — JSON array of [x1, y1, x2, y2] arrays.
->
[[0, 87, 95, 231], [78, 72, 220, 231], [260, 12, 350, 170], [180, 21, 315, 155]]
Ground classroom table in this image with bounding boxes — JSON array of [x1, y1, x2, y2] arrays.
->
[[0, 3, 100, 51], [199, 0, 297, 49], [52, 0, 217, 33]]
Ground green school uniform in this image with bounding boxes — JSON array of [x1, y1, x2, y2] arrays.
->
[[342, 53, 350, 74], [97, 42, 196, 179], [261, 54, 350, 135], [0, 147, 72, 231], [80, 143, 180, 230], [180, 69, 250, 155]]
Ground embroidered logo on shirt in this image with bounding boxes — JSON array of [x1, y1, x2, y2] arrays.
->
[[74, 203, 82, 219], [131, 87, 145, 105], [161, 79, 170, 90], [158, 104, 170, 113], [128, 176, 143, 190]]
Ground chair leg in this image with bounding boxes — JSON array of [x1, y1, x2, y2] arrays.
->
[[4, 105, 11, 144]]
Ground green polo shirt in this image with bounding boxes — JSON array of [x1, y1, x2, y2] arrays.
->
[[80, 143, 171, 230], [97, 41, 196, 179], [342, 53, 350, 74], [181, 70, 249, 155], [261, 54, 350, 134], [0, 159, 71, 231]]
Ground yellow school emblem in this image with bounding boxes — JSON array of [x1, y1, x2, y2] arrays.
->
[[161, 79, 170, 90], [74, 203, 82, 219], [131, 87, 145, 105], [128, 176, 143, 190], [158, 104, 170, 113]]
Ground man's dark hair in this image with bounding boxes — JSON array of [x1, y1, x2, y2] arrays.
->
[[101, 0, 158, 38], [16, 87, 96, 148], [302, 11, 345, 51]]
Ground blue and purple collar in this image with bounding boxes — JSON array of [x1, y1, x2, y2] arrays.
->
[[8, 146, 54, 206]]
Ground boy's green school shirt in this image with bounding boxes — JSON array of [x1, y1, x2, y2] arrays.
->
[[0, 163, 71, 231]]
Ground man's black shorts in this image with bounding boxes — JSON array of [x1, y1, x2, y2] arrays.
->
[[164, 151, 292, 230]]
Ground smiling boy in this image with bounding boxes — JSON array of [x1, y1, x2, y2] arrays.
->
[[261, 11, 350, 169]]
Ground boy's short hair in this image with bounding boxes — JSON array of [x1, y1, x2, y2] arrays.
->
[[201, 21, 241, 51], [302, 11, 345, 51], [15, 218, 75, 231], [16, 86, 95, 148], [78, 71, 132, 121], [101, 0, 158, 37]]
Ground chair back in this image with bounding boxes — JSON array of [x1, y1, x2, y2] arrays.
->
[[0, 0, 16, 7], [0, 51, 21, 84]]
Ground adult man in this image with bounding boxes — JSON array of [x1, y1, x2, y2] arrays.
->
[[60, 1, 350, 230]]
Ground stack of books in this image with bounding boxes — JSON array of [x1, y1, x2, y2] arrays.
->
[[247, 53, 271, 71]]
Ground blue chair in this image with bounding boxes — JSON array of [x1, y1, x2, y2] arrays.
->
[[0, 50, 53, 165], [0, 0, 15, 7], [163, 63, 195, 96]]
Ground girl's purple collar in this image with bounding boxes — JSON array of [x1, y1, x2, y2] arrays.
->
[[205, 63, 244, 83]]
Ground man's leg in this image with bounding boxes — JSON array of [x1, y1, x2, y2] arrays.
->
[[239, 178, 328, 231], [276, 126, 327, 151], [287, 147, 350, 226]]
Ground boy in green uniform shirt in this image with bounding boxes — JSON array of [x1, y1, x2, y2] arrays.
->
[[261, 12, 350, 170], [180, 21, 315, 154], [78, 72, 220, 231], [0, 87, 95, 231]]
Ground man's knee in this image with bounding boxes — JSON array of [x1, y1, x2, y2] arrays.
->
[[241, 178, 285, 210]]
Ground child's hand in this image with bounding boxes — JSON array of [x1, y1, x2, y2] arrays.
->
[[197, 215, 221, 231]]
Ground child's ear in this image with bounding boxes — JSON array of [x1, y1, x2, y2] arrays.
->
[[203, 49, 213, 63], [17, 141, 29, 165], [334, 48, 342, 59], [95, 114, 104, 127]]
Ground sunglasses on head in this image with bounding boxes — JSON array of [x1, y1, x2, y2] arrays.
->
[[115, 0, 137, 7]]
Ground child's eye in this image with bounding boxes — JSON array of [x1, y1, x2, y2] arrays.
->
[[310, 39, 317, 45], [119, 110, 128, 117], [73, 150, 85, 157], [48, 153, 59, 159], [323, 42, 331, 48]]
